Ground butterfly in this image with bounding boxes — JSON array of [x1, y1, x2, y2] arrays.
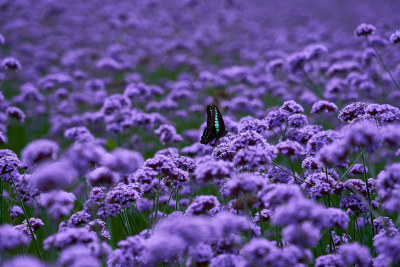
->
[[200, 105, 228, 145]]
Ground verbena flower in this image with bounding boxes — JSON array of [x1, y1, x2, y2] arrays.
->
[[185, 195, 221, 216], [354, 23, 376, 37], [3, 256, 45, 267], [282, 221, 321, 247], [301, 172, 335, 199], [39, 190, 76, 220], [276, 140, 304, 156], [154, 124, 183, 145], [338, 102, 367, 123], [10, 205, 23, 218], [224, 173, 266, 197], [6, 106, 25, 123], [339, 193, 368, 213], [390, 29, 400, 44], [58, 244, 100, 267], [0, 224, 30, 250], [233, 144, 276, 171], [32, 161, 77, 192], [259, 184, 303, 209], [21, 139, 59, 168], [87, 166, 120, 188], [2, 57, 21, 71], [195, 158, 233, 183], [377, 163, 400, 213], [311, 100, 338, 113], [337, 242, 371, 267], [287, 114, 308, 128]]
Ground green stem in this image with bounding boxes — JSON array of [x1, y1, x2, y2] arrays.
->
[[272, 162, 312, 185], [259, 209, 264, 236], [162, 189, 175, 218], [153, 176, 161, 225], [288, 157, 297, 184], [175, 189, 179, 211], [355, 216, 363, 243], [362, 153, 375, 238], [133, 206, 151, 228], [10, 174, 42, 261], [333, 148, 365, 189], [366, 36, 400, 91], [119, 214, 129, 236]]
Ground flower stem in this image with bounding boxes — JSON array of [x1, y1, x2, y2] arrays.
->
[[333, 148, 365, 189], [0, 179, 3, 224], [272, 161, 311, 185], [366, 36, 400, 91], [10, 174, 42, 261], [162, 189, 175, 218], [175, 189, 179, 211], [153, 177, 161, 226], [362, 153, 375, 238]]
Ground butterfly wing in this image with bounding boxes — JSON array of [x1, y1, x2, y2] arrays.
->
[[214, 105, 226, 136], [200, 127, 217, 144], [206, 105, 213, 127]]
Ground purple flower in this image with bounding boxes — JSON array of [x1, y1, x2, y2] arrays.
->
[[0, 224, 30, 250], [311, 100, 338, 113], [209, 254, 245, 267], [342, 121, 380, 151], [39, 190, 76, 220], [58, 244, 100, 267], [338, 102, 367, 123], [3, 256, 45, 267], [233, 144, 276, 171], [238, 117, 268, 134], [280, 100, 304, 114], [6, 107, 25, 123], [187, 243, 214, 266], [224, 173, 266, 197], [272, 198, 331, 229], [195, 158, 233, 183], [307, 130, 339, 156], [31, 161, 77, 192], [108, 236, 145, 266], [315, 254, 344, 267], [85, 219, 111, 240], [154, 124, 183, 145], [264, 109, 289, 129], [106, 182, 143, 207], [328, 208, 349, 229], [390, 29, 400, 44], [44, 228, 98, 250], [240, 238, 277, 266], [64, 126, 95, 142], [266, 166, 294, 184], [67, 210, 91, 227], [287, 124, 323, 144], [260, 184, 303, 210], [381, 124, 400, 148], [302, 157, 323, 170], [88, 187, 105, 203], [127, 167, 158, 192], [337, 242, 371, 267], [87, 167, 120, 188], [301, 172, 335, 199], [317, 140, 350, 168], [276, 140, 304, 156], [185, 195, 220, 216], [377, 163, 400, 213], [339, 193, 368, 213], [287, 114, 308, 128], [102, 148, 144, 175], [14, 218, 44, 239], [2, 57, 21, 71], [10, 205, 23, 218], [282, 222, 321, 247], [373, 216, 396, 234], [21, 139, 59, 168], [354, 23, 376, 37]]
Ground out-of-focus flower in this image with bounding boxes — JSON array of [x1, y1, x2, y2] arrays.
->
[[288, 114, 308, 128], [185, 195, 221, 216], [2, 57, 21, 71], [0, 224, 30, 250], [39, 190, 76, 220], [301, 172, 335, 199], [390, 30, 400, 44], [6, 107, 25, 123], [354, 23, 376, 37], [154, 124, 183, 145], [337, 242, 371, 267], [3, 256, 45, 267], [282, 221, 321, 247], [311, 100, 338, 113], [10, 205, 23, 218], [31, 161, 77, 192], [87, 167, 120, 187], [224, 173, 266, 197], [233, 144, 276, 170], [21, 139, 59, 168], [276, 140, 304, 156], [377, 163, 400, 213]]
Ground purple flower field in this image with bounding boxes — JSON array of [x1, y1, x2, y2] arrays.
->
[[1, 0, 400, 266]]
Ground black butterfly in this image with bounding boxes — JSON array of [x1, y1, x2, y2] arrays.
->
[[200, 105, 228, 145]]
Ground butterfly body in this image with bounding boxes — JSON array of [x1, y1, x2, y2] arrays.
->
[[200, 105, 227, 145]]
